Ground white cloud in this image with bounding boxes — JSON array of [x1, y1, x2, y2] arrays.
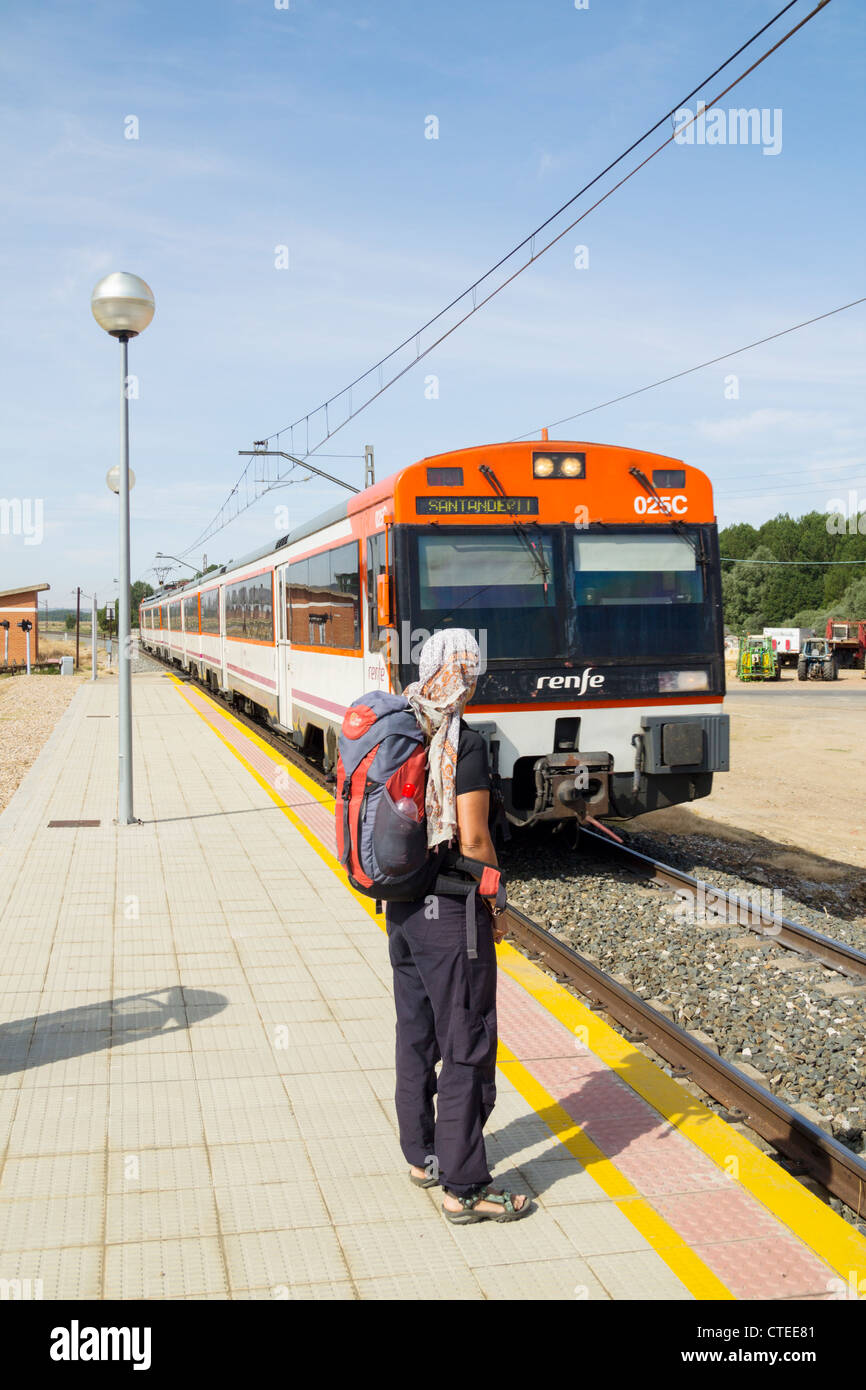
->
[[696, 409, 840, 443]]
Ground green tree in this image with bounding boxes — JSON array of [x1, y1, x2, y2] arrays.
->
[[721, 545, 777, 633], [718, 522, 759, 573], [130, 580, 154, 611]]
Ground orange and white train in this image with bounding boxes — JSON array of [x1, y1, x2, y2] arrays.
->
[[139, 438, 729, 826]]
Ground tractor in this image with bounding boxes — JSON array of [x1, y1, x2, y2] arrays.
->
[[797, 637, 838, 681], [737, 634, 781, 681]]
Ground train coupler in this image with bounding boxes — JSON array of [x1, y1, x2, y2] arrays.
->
[[532, 751, 613, 821]]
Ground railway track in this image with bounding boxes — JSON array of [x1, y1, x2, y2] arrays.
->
[[502, 904, 866, 1220], [155, 655, 866, 1218], [577, 827, 866, 983]]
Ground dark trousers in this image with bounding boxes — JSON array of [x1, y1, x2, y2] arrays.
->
[[386, 892, 498, 1197]]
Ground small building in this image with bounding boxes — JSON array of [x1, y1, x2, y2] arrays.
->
[[0, 583, 50, 666]]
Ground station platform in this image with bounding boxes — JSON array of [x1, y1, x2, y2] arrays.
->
[[0, 668, 864, 1301]]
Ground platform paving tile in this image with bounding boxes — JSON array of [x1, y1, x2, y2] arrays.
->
[[335, 1216, 469, 1283], [106, 1186, 220, 1243], [20, 1051, 112, 1090], [223, 1226, 350, 1292], [518, 1157, 616, 1206], [689, 1233, 840, 1300], [0, 1246, 104, 1300], [106, 1145, 213, 1195], [0, 1193, 104, 1252], [587, 1249, 693, 1300], [8, 1084, 110, 1157], [200, 1103, 303, 1147], [214, 1179, 330, 1233], [472, 1256, 611, 1301], [345, 1040, 396, 1072], [317, 1172, 444, 1226], [354, 1269, 484, 1300], [0, 1152, 106, 1201], [443, 1205, 580, 1270], [232, 1281, 357, 1300], [549, 1200, 655, 1258], [272, 1042, 362, 1076], [104, 1236, 229, 1299], [207, 1139, 316, 1189], [107, 1050, 197, 1086], [107, 1100, 207, 1151]]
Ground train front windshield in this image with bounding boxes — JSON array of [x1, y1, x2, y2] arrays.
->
[[571, 531, 710, 660], [415, 531, 558, 659], [406, 525, 718, 663]]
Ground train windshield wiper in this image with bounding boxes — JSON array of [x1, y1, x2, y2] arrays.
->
[[478, 463, 552, 595], [628, 467, 705, 566]]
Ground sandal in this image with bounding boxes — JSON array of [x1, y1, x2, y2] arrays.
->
[[409, 1169, 439, 1188], [442, 1185, 532, 1224]]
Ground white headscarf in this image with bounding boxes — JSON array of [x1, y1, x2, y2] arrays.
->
[[403, 628, 481, 848]]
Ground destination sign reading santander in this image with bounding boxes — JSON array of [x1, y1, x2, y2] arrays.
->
[[416, 496, 539, 515]]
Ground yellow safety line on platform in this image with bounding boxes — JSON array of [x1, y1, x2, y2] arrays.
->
[[495, 1041, 732, 1299], [495, 934, 866, 1287], [170, 675, 866, 1292]]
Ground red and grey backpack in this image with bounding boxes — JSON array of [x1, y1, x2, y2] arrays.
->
[[335, 690, 506, 957]]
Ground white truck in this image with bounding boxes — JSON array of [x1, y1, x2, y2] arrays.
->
[[762, 627, 814, 668]]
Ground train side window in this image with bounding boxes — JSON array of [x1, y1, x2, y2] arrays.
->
[[182, 595, 198, 634], [329, 541, 361, 649], [225, 575, 274, 641], [287, 558, 309, 644], [288, 545, 360, 650], [200, 588, 220, 634]]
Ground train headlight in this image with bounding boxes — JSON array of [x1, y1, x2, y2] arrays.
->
[[532, 450, 586, 478], [659, 670, 710, 692]]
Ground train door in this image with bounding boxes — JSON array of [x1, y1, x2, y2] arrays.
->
[[219, 585, 228, 692], [275, 564, 293, 732]]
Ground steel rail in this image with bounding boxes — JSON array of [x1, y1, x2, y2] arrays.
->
[[578, 827, 866, 982], [503, 903, 866, 1219]]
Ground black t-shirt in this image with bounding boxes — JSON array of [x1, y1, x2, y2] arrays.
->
[[456, 721, 491, 798]]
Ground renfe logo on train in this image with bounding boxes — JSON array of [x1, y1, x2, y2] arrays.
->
[[536, 669, 605, 695]]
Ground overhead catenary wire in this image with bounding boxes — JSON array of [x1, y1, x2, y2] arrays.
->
[[179, 0, 832, 557], [510, 296, 865, 440], [721, 557, 866, 564], [264, 0, 808, 445]]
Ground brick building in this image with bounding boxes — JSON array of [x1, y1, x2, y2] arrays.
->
[[0, 583, 50, 666]]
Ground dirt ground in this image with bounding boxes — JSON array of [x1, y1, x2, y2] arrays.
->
[[39, 634, 121, 674], [630, 664, 866, 888], [0, 638, 129, 814]]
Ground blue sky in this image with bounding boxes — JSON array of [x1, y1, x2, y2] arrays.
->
[[0, 0, 863, 606]]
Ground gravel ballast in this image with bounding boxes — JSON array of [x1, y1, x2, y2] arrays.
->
[[501, 827, 866, 1171]]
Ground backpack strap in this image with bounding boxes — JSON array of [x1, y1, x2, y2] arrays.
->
[[433, 857, 507, 960]]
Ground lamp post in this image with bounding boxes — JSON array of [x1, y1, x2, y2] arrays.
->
[[91, 272, 154, 825]]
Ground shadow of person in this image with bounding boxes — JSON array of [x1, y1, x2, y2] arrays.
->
[[484, 1056, 718, 1201], [0, 986, 227, 1076], [486, 1044, 847, 1208]]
